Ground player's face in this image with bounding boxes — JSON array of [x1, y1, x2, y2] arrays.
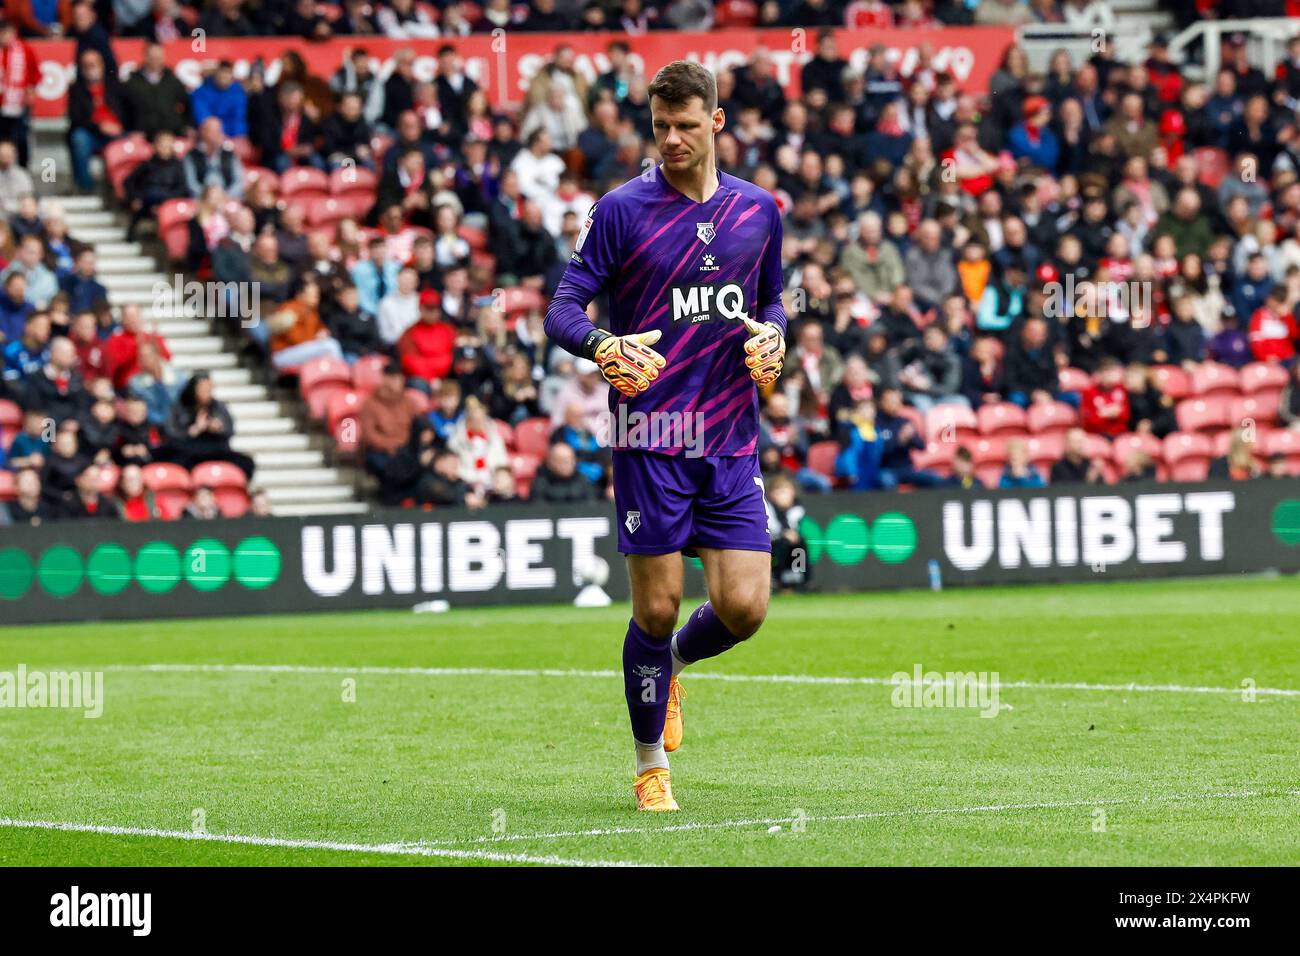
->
[[651, 96, 724, 173]]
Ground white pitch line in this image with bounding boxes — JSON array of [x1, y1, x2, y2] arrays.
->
[[419, 787, 1300, 847], [0, 817, 645, 867], [101, 663, 1300, 698]]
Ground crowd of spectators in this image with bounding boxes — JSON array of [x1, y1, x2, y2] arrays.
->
[[3, 1, 1300, 525]]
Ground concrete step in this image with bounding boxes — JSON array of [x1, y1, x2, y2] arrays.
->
[[95, 241, 145, 257], [213, 383, 269, 403], [102, 275, 173, 293], [252, 449, 325, 469], [254, 467, 344, 488], [209, 367, 252, 385], [63, 210, 118, 228], [232, 433, 311, 453], [232, 416, 295, 436], [96, 257, 159, 274], [166, 336, 225, 354], [271, 501, 369, 517], [265, 484, 355, 504], [226, 400, 283, 420], [48, 195, 104, 212], [150, 319, 212, 337], [172, 352, 238, 370], [78, 226, 130, 243]]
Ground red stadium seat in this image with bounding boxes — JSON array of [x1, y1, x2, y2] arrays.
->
[[191, 460, 248, 491], [1175, 396, 1231, 433], [911, 440, 955, 475], [1149, 364, 1192, 400], [299, 356, 352, 396], [142, 462, 192, 518], [279, 166, 330, 202], [1057, 367, 1092, 393], [1228, 394, 1279, 428], [94, 463, 120, 496], [1239, 362, 1289, 394], [514, 417, 552, 458], [1266, 427, 1300, 466], [0, 399, 21, 430], [806, 440, 840, 479], [351, 354, 387, 397], [498, 286, 546, 320], [1112, 432, 1161, 467], [0, 470, 14, 501], [1194, 146, 1231, 189], [969, 436, 1008, 467], [105, 135, 151, 198], [1189, 362, 1240, 397], [1211, 428, 1270, 461], [229, 136, 256, 164], [329, 165, 378, 197], [924, 404, 977, 444], [215, 488, 251, 518], [1026, 400, 1078, 436], [1163, 431, 1214, 481], [511, 452, 541, 498], [495, 419, 515, 451], [326, 390, 364, 436], [975, 463, 1006, 488], [1023, 433, 1065, 467], [976, 401, 1027, 436], [157, 198, 197, 262], [245, 166, 279, 195]]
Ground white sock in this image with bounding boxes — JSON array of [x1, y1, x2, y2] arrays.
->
[[634, 735, 669, 774], [670, 632, 689, 677]]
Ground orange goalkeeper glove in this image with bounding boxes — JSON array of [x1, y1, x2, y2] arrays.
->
[[589, 329, 666, 397], [742, 317, 785, 386]]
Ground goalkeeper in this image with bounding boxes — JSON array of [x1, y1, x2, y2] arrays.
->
[[543, 60, 787, 812]]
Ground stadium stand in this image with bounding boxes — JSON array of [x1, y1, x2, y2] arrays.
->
[[2, 0, 1300, 527]]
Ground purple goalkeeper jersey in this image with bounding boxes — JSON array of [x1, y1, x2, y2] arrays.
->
[[545, 165, 787, 458]]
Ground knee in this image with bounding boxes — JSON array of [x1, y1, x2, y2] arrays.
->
[[635, 595, 680, 639], [714, 591, 769, 641]]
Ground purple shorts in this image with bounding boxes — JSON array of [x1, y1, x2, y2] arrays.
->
[[612, 451, 772, 556]]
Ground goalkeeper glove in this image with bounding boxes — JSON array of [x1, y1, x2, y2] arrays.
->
[[582, 328, 666, 397], [742, 317, 785, 386]]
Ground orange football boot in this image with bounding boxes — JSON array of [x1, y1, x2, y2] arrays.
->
[[634, 767, 679, 811], [663, 677, 686, 752]]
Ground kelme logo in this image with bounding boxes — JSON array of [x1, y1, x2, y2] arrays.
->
[[797, 512, 917, 565], [0, 537, 281, 600]]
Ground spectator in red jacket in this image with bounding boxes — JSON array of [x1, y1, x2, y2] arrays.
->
[[1081, 357, 1131, 438], [1247, 287, 1300, 364], [396, 294, 454, 384], [105, 303, 171, 390], [69, 309, 108, 381], [0, 14, 42, 166]]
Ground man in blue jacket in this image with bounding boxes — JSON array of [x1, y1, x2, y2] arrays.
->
[[191, 61, 248, 139]]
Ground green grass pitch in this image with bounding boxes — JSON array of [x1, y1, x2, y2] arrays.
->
[[1, 575, 1297, 866]]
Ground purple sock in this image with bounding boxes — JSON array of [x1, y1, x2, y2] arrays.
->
[[672, 601, 739, 667], [623, 618, 672, 746]]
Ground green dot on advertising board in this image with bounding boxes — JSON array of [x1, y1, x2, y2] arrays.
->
[[824, 514, 870, 565], [37, 546, 84, 597], [233, 536, 281, 590], [797, 516, 824, 564], [0, 548, 35, 600], [185, 538, 232, 592], [1272, 500, 1300, 546], [871, 513, 918, 565], [135, 541, 182, 594], [87, 543, 133, 595]]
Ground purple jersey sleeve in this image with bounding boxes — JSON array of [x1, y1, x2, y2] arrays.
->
[[758, 206, 787, 337], [543, 199, 622, 357]]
